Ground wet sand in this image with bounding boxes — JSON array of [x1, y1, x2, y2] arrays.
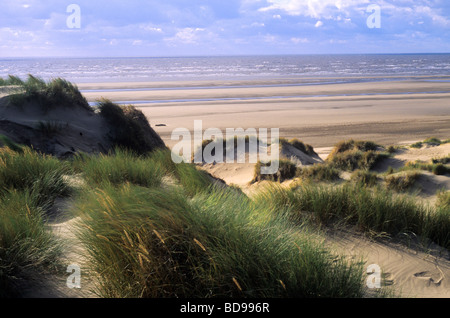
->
[[78, 78, 450, 148]]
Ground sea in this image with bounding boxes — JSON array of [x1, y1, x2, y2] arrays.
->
[[0, 54, 449, 84]]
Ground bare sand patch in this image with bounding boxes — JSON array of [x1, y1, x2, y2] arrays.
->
[[325, 229, 450, 298]]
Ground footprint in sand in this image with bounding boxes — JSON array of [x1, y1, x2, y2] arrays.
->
[[413, 270, 444, 286], [382, 272, 394, 286]]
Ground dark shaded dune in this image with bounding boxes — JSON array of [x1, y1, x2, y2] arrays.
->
[[0, 82, 166, 158]]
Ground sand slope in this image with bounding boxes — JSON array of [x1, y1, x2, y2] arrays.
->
[[326, 230, 450, 298], [0, 96, 111, 157]]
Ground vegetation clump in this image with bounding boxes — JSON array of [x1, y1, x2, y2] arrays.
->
[[280, 138, 318, 157], [385, 171, 420, 192], [326, 140, 388, 171], [404, 161, 450, 176], [0, 145, 67, 296], [98, 99, 165, 155], [351, 170, 378, 187], [2, 75, 90, 112], [255, 183, 449, 249], [75, 174, 365, 298], [297, 164, 340, 182], [436, 191, 450, 209], [252, 159, 297, 183], [411, 137, 450, 149]]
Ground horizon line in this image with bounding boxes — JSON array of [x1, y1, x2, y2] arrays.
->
[[1, 52, 450, 59]]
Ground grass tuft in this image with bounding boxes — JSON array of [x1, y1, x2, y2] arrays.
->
[[255, 183, 449, 248], [98, 99, 165, 155], [327, 149, 389, 171], [0, 190, 61, 298], [4, 75, 90, 112], [385, 171, 420, 192], [74, 183, 365, 298], [280, 138, 317, 156], [297, 164, 340, 182], [72, 148, 164, 188], [411, 137, 450, 149], [326, 140, 387, 171], [0, 147, 71, 208], [252, 159, 297, 183], [436, 191, 450, 209], [351, 170, 378, 187]]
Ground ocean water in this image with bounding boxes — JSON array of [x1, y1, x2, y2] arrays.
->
[[0, 54, 449, 84]]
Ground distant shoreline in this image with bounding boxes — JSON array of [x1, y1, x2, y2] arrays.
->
[[74, 78, 450, 149]]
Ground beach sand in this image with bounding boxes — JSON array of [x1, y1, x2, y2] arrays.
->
[[78, 78, 450, 149]]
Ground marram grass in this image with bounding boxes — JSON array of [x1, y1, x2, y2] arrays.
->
[[0, 146, 71, 208], [0, 190, 62, 298], [74, 182, 365, 298], [254, 182, 449, 249]]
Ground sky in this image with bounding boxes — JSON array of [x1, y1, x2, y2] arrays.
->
[[0, 0, 449, 57]]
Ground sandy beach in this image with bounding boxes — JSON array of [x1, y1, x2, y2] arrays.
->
[[78, 77, 450, 149], [75, 77, 450, 299]]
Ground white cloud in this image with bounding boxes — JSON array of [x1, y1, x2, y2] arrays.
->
[[291, 37, 309, 43], [329, 39, 347, 44], [140, 24, 163, 33], [165, 27, 208, 45], [414, 5, 450, 26], [251, 22, 265, 27], [259, 0, 370, 19], [315, 21, 323, 27]]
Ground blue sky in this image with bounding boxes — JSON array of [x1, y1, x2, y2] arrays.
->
[[0, 0, 449, 57]]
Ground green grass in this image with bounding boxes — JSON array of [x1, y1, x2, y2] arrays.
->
[[0, 75, 25, 86], [0, 146, 71, 208], [325, 140, 388, 171], [410, 142, 423, 149], [432, 164, 448, 176], [0, 143, 70, 297], [432, 155, 450, 165], [72, 148, 164, 188], [328, 139, 379, 158], [297, 164, 340, 182], [194, 135, 262, 161], [73, 148, 212, 197], [386, 145, 397, 154], [436, 191, 450, 209], [98, 99, 165, 155], [403, 161, 450, 176], [0, 135, 23, 153], [252, 159, 297, 183], [385, 171, 421, 192], [327, 149, 389, 171], [1, 120, 447, 299], [74, 182, 365, 298], [411, 137, 450, 149], [0, 190, 61, 298], [3, 75, 90, 112], [423, 137, 447, 145], [351, 170, 378, 187], [254, 183, 449, 249], [172, 161, 212, 196]]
